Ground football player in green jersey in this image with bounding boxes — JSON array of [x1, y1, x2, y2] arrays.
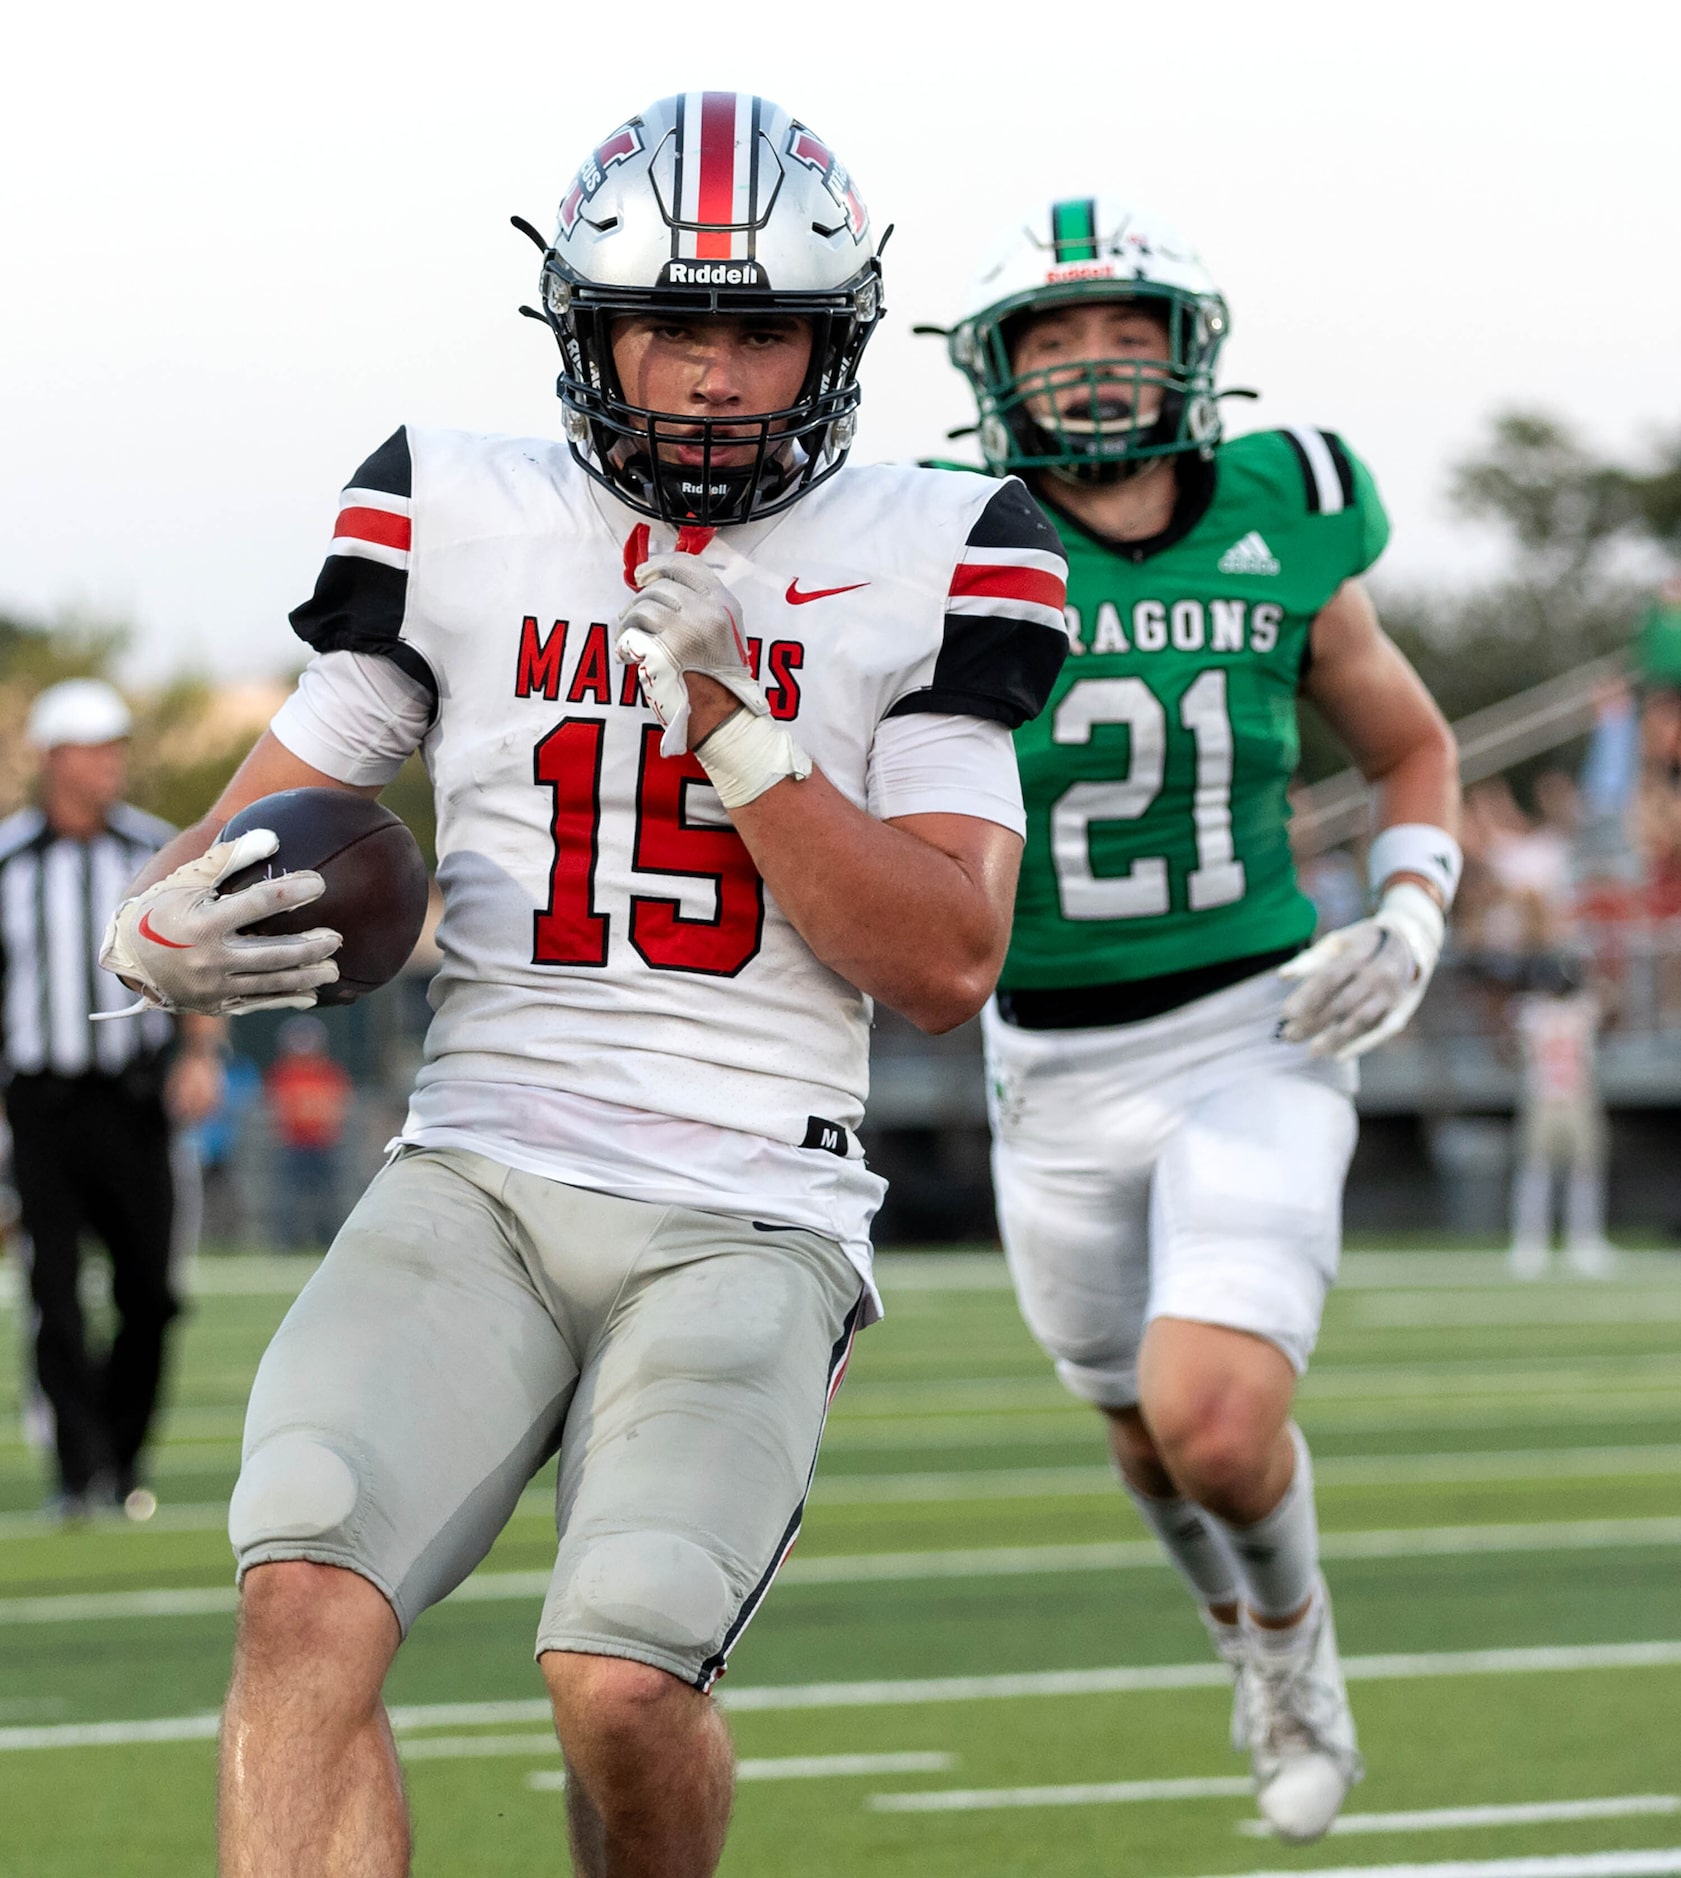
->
[[942, 200, 1461, 1843]]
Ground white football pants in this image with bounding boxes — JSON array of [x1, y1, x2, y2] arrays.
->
[[984, 968, 1357, 1407]]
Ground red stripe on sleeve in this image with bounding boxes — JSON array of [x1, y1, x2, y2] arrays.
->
[[334, 506, 412, 553], [948, 563, 1066, 611], [695, 92, 737, 260]]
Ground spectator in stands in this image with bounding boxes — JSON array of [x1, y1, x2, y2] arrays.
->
[[1634, 572, 1681, 697], [264, 1017, 353, 1251], [190, 1051, 262, 1246], [1508, 954, 1615, 1278], [1634, 689, 1681, 904], [1575, 678, 1643, 889], [1458, 779, 1557, 980]]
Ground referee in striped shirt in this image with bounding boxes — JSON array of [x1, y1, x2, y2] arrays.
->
[[0, 680, 224, 1520]]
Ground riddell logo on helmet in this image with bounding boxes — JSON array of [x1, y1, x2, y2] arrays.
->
[[1047, 263, 1117, 283], [660, 260, 769, 287]]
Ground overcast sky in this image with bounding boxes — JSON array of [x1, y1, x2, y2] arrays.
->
[[3, 0, 1675, 682]]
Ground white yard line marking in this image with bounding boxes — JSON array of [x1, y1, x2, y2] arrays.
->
[[1201, 1854, 1681, 1878], [818, 1395, 1681, 1453], [1236, 1797, 1680, 1837], [6, 1642, 1680, 1752], [5, 1517, 1679, 1627], [390, 1700, 552, 1729], [1351, 1295, 1681, 1328], [1313, 1448, 1681, 1486], [5, 1251, 1678, 1312], [1333, 1252, 1681, 1290], [780, 1518, 1681, 1584], [717, 1641, 1681, 1713], [401, 1733, 558, 1760], [527, 1751, 955, 1791], [0, 1714, 226, 1749], [871, 1775, 1250, 1811], [812, 1448, 1681, 1503], [0, 1587, 240, 1624], [836, 1357, 1681, 1418]]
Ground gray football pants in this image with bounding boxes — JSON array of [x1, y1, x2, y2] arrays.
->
[[229, 1145, 865, 1689]]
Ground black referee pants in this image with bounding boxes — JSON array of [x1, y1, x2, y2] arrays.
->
[[8, 1070, 181, 1497]]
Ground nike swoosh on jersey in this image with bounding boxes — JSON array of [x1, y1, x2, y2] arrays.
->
[[137, 909, 192, 949], [785, 579, 870, 605]]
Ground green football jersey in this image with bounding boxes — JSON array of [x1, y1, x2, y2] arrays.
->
[[1001, 427, 1389, 991]]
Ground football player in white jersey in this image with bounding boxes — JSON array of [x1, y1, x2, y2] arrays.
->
[[102, 95, 1067, 1878]]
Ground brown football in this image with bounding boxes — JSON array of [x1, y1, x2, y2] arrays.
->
[[219, 789, 429, 1005]]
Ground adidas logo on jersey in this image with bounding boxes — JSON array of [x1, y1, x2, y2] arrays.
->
[[1217, 531, 1281, 575]]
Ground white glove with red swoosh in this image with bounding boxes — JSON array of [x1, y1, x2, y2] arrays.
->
[[98, 828, 342, 1015]]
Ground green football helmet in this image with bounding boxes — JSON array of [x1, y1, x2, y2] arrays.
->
[[948, 199, 1230, 482]]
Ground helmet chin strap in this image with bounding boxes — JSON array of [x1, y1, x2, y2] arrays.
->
[[1044, 454, 1154, 489]]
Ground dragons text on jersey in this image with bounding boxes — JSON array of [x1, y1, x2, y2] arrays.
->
[[1004, 427, 1388, 992]]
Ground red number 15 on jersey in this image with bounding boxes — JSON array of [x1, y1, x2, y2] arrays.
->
[[533, 721, 766, 977]]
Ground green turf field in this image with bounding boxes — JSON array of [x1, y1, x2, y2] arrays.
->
[[2, 1246, 1678, 1876]]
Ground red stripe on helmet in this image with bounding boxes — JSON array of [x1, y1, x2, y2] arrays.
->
[[695, 91, 738, 259], [948, 564, 1067, 610], [334, 507, 411, 552]]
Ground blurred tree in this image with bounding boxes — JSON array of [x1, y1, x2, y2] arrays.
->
[[1298, 409, 1666, 783], [1628, 429, 1681, 553], [1448, 410, 1640, 625], [376, 753, 437, 871], [0, 614, 269, 829], [0, 611, 132, 814]]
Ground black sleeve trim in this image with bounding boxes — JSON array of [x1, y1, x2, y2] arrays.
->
[[290, 554, 405, 654], [383, 643, 440, 714], [346, 427, 412, 497], [287, 568, 437, 714], [887, 616, 1068, 729], [1321, 431, 1357, 509], [965, 476, 1063, 553], [287, 552, 437, 715], [288, 427, 435, 717], [885, 685, 1029, 727], [1282, 429, 1322, 513]]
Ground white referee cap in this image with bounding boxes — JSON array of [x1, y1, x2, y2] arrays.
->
[[26, 679, 133, 749]]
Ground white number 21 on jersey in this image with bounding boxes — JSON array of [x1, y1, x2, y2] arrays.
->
[[1049, 671, 1246, 921]]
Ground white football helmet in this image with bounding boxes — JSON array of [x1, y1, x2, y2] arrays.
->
[[948, 199, 1230, 482], [523, 92, 885, 525]]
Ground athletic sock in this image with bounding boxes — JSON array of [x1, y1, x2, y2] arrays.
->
[[1243, 1577, 1323, 1658], [1208, 1423, 1322, 1620], [1123, 1482, 1242, 1608]]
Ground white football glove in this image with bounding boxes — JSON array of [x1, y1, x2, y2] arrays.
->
[[1278, 882, 1445, 1061], [615, 553, 768, 756], [616, 552, 811, 808], [98, 829, 342, 1016]]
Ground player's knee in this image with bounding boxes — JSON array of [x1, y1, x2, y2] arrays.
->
[[544, 1650, 692, 1753], [1103, 1405, 1176, 1496], [1153, 1400, 1274, 1510], [236, 1560, 387, 1662], [564, 1530, 735, 1655], [228, 1432, 359, 1555]]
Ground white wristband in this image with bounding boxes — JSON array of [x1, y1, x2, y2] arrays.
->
[[695, 707, 813, 809], [1368, 823, 1462, 908]]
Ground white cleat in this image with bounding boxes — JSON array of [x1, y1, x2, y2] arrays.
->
[[1201, 1608, 1250, 1753], [1565, 1239, 1617, 1278], [1241, 1579, 1363, 1843], [1507, 1241, 1549, 1280]]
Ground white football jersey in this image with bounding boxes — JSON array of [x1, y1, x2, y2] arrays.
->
[[282, 427, 1067, 1150]]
